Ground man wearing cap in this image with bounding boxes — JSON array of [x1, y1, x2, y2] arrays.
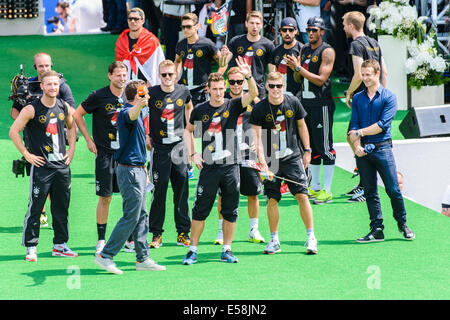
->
[[270, 17, 304, 97], [293, 0, 321, 44], [294, 16, 336, 205]]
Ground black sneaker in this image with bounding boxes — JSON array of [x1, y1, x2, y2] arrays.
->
[[398, 224, 415, 240], [347, 193, 366, 203], [356, 228, 384, 243], [346, 184, 364, 197]]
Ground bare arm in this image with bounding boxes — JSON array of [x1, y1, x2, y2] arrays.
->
[[346, 55, 363, 108], [252, 124, 268, 172], [296, 118, 311, 168], [174, 54, 183, 81], [184, 122, 204, 169], [64, 103, 77, 165], [73, 104, 97, 155], [381, 56, 388, 87], [295, 47, 335, 87], [294, 0, 320, 6]]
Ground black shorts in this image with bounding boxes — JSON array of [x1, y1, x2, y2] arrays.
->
[[304, 103, 336, 165], [95, 148, 119, 197], [263, 155, 308, 202], [192, 164, 240, 223], [239, 165, 262, 196]]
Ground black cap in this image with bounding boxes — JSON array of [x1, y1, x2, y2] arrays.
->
[[280, 17, 298, 30], [307, 16, 326, 30]]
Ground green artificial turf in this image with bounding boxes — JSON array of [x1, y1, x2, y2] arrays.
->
[[0, 34, 448, 300]]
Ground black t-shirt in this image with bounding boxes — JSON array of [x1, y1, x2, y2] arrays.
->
[[348, 35, 383, 92], [189, 97, 244, 165], [81, 86, 125, 152], [25, 98, 68, 169], [12, 76, 75, 112], [250, 94, 307, 162], [148, 84, 192, 146], [175, 36, 219, 88], [298, 42, 333, 106], [270, 41, 304, 96], [228, 34, 275, 91]]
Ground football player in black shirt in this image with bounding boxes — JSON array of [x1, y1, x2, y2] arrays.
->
[[182, 57, 258, 265], [214, 66, 264, 246], [270, 17, 304, 97], [250, 71, 318, 255], [294, 16, 336, 206], [174, 12, 226, 107], [11, 52, 76, 228], [147, 60, 193, 249], [73, 61, 127, 254], [9, 70, 78, 262], [221, 10, 275, 99]]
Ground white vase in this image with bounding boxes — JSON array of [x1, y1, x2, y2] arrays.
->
[[378, 35, 409, 110], [410, 85, 445, 107]]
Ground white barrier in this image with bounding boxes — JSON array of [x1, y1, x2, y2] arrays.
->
[[0, 0, 44, 36], [334, 137, 450, 213]]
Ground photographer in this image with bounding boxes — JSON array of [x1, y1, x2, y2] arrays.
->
[[11, 52, 75, 120], [10, 52, 76, 228]]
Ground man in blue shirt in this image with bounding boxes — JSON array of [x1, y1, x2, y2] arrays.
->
[[348, 59, 415, 243], [94, 80, 166, 274]]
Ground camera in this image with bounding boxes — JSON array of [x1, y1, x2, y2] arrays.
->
[[47, 16, 60, 24], [12, 157, 30, 178], [9, 64, 41, 108]]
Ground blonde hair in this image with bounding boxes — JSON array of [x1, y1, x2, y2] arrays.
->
[[361, 59, 380, 74], [227, 67, 244, 78], [266, 71, 284, 82], [159, 59, 176, 72], [343, 11, 365, 31], [246, 10, 263, 22], [40, 70, 59, 83], [182, 12, 198, 25]]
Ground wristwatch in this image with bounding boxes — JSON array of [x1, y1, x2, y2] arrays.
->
[[295, 65, 301, 72], [304, 148, 312, 153]]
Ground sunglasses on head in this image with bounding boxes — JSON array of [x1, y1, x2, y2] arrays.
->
[[268, 84, 283, 89], [281, 28, 295, 33], [128, 17, 141, 22], [161, 73, 174, 78], [306, 28, 320, 33], [228, 79, 244, 85], [181, 25, 194, 30]]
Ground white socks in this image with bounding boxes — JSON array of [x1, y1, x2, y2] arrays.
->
[[323, 165, 334, 194], [309, 164, 321, 191]]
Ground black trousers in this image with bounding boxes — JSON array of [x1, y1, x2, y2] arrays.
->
[[22, 165, 71, 247], [148, 143, 191, 235]]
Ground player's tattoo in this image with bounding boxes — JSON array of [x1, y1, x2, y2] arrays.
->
[[321, 48, 335, 67]]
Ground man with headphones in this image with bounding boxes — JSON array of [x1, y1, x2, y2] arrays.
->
[[11, 52, 75, 119], [10, 52, 76, 228]]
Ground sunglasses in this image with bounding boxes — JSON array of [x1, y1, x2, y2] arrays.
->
[[161, 73, 174, 78], [228, 79, 244, 85], [268, 84, 283, 89], [281, 28, 295, 33], [306, 28, 320, 33], [181, 25, 194, 30], [128, 17, 142, 22]]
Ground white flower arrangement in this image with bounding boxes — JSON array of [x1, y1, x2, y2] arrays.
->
[[368, 0, 419, 40], [405, 36, 449, 89]]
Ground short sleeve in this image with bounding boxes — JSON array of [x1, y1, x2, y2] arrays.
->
[[81, 91, 98, 114]]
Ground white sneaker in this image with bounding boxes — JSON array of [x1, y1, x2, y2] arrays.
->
[[306, 237, 318, 254], [52, 243, 78, 257], [136, 258, 166, 271], [248, 228, 265, 243], [96, 240, 106, 254], [264, 239, 281, 254], [124, 240, 135, 253], [94, 254, 123, 275], [26, 246, 37, 262]]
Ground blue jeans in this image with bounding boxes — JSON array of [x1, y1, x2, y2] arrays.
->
[[356, 142, 407, 230], [101, 165, 149, 262]]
